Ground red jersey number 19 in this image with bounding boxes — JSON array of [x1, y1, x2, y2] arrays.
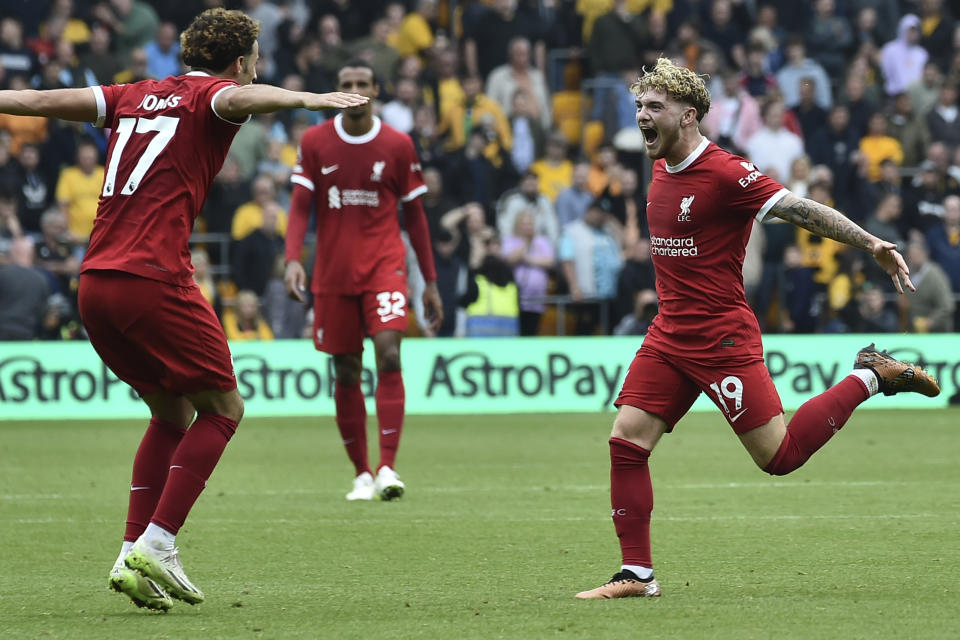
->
[[102, 116, 180, 197]]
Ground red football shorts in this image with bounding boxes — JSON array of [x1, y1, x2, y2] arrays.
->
[[615, 343, 784, 434], [78, 270, 236, 396], [312, 275, 410, 354]]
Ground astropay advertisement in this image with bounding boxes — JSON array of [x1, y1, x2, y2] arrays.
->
[[0, 336, 956, 420]]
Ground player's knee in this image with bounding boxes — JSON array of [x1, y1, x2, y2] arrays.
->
[[333, 355, 363, 385], [377, 347, 401, 372]]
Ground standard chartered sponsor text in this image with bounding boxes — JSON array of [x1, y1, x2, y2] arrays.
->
[[650, 234, 699, 256]]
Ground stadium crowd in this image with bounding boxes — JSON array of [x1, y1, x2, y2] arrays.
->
[[1, 0, 959, 342]]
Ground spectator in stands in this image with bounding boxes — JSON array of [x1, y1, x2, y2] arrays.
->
[[442, 128, 505, 211], [16, 143, 54, 233], [739, 42, 777, 99], [863, 193, 907, 265], [555, 161, 593, 229], [381, 77, 418, 134], [904, 237, 955, 332], [613, 288, 658, 336], [432, 228, 471, 337], [227, 114, 269, 181], [925, 194, 960, 309], [242, 0, 282, 76], [0, 236, 49, 340], [441, 201, 496, 270], [389, 0, 435, 61], [806, 0, 854, 81], [614, 236, 655, 327], [79, 23, 123, 86], [34, 207, 79, 294], [410, 104, 444, 169], [880, 14, 928, 97], [317, 14, 351, 79], [233, 201, 284, 297], [852, 284, 899, 333], [497, 171, 558, 248], [486, 37, 551, 130], [263, 254, 306, 339], [703, 69, 762, 154], [926, 82, 960, 149], [776, 36, 832, 110], [839, 69, 876, 139], [792, 78, 828, 146], [907, 142, 960, 226], [92, 0, 160, 65], [807, 105, 860, 208], [0, 141, 21, 197], [586, 144, 621, 197], [202, 156, 252, 244], [438, 74, 512, 155], [429, 46, 465, 120], [231, 174, 287, 242], [918, 0, 953, 70], [702, 0, 747, 69], [0, 190, 23, 242], [859, 112, 904, 183], [0, 17, 39, 83], [314, 0, 379, 42], [909, 61, 943, 117], [55, 138, 103, 241], [781, 244, 818, 333], [349, 18, 399, 89], [746, 97, 804, 182], [191, 248, 218, 309], [889, 92, 932, 168], [113, 46, 150, 84], [559, 199, 623, 335], [529, 132, 572, 204], [852, 6, 883, 51], [464, 0, 544, 80], [465, 233, 520, 338], [143, 21, 181, 80], [420, 167, 455, 239], [502, 209, 555, 336], [507, 88, 546, 175], [223, 289, 275, 341]]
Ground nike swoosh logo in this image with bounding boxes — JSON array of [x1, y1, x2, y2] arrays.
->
[[130, 486, 150, 491], [381, 428, 398, 435], [728, 409, 748, 422], [380, 314, 401, 322], [321, 165, 339, 174]]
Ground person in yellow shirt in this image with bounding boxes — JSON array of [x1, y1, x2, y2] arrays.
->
[[231, 174, 288, 241], [388, 0, 436, 60], [438, 74, 512, 154], [56, 139, 104, 240], [858, 112, 904, 182], [530, 132, 574, 202], [222, 289, 274, 341]]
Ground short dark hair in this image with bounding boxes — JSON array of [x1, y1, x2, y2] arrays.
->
[[181, 9, 260, 73], [338, 59, 378, 86]]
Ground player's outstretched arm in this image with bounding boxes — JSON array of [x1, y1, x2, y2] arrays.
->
[[0, 87, 98, 122], [214, 85, 368, 119], [768, 192, 915, 294]]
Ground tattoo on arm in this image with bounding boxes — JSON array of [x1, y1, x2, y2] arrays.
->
[[768, 193, 875, 252]]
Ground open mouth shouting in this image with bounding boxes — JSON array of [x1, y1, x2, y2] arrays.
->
[[640, 125, 660, 152]]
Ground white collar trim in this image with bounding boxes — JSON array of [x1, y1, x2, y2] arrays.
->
[[185, 71, 212, 77], [334, 113, 381, 144], [665, 137, 710, 174]]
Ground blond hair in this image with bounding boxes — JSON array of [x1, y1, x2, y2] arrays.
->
[[630, 57, 711, 122]]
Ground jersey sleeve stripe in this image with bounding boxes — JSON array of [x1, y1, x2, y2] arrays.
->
[[756, 188, 791, 222], [210, 85, 251, 126], [291, 174, 315, 191], [91, 86, 106, 128], [400, 184, 428, 202]]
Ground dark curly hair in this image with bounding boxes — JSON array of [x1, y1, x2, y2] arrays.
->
[[180, 8, 260, 73]]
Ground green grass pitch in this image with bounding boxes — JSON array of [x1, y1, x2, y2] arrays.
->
[[2, 409, 958, 639]]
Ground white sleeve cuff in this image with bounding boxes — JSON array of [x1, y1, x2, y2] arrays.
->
[[291, 174, 315, 191], [756, 188, 791, 222], [91, 86, 106, 128]]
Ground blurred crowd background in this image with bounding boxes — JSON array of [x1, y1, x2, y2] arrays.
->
[[1, 0, 959, 342]]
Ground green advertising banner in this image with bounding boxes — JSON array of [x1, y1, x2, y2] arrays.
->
[[0, 335, 957, 420]]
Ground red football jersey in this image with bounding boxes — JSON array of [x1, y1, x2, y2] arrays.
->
[[643, 139, 789, 361], [289, 114, 427, 295], [81, 72, 244, 285]]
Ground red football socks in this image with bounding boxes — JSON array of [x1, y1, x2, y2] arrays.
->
[[124, 417, 187, 542], [376, 370, 405, 470], [151, 413, 237, 534], [765, 375, 871, 475], [609, 437, 654, 568], [335, 381, 371, 476]]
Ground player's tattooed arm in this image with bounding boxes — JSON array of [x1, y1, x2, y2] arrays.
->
[[768, 192, 915, 293], [767, 193, 875, 251]]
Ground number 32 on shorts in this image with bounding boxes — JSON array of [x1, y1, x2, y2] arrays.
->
[[376, 291, 406, 323], [709, 375, 747, 422]]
